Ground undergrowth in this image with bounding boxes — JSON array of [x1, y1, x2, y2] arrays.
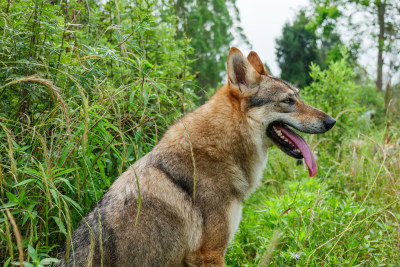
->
[[226, 129, 400, 266]]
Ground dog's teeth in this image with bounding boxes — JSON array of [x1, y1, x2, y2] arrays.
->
[[277, 130, 282, 136]]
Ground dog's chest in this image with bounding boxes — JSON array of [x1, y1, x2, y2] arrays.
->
[[228, 199, 242, 242]]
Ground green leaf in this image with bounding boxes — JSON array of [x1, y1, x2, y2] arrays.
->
[[13, 179, 36, 187], [52, 168, 76, 178], [6, 192, 19, 205], [0, 202, 18, 209], [28, 245, 38, 262], [61, 195, 83, 212], [56, 178, 74, 191], [50, 189, 59, 205], [52, 216, 67, 236], [4, 257, 11, 267], [39, 258, 60, 265], [349, 252, 359, 267]]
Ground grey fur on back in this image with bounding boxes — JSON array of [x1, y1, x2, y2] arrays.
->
[[57, 153, 201, 267]]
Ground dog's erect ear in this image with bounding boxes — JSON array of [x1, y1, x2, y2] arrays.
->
[[247, 51, 269, 75], [227, 47, 260, 91]]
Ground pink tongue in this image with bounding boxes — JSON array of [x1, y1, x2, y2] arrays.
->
[[276, 126, 317, 177]]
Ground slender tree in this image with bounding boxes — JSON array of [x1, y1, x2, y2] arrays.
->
[[275, 11, 323, 88], [159, 0, 249, 94]]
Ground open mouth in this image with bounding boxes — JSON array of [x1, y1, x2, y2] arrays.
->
[[266, 122, 317, 177]]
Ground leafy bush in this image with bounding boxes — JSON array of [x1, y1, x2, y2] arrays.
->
[[304, 51, 358, 140], [303, 49, 385, 142]]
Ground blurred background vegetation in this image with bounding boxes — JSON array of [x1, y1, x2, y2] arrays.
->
[[0, 0, 399, 266]]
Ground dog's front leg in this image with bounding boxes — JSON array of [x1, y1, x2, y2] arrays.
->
[[185, 188, 241, 266], [196, 208, 232, 267], [184, 249, 224, 267], [200, 249, 225, 267]]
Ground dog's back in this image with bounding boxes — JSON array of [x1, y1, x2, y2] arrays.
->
[[58, 153, 203, 266]]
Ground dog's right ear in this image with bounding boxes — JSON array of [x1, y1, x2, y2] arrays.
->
[[227, 47, 260, 92], [247, 51, 269, 75]]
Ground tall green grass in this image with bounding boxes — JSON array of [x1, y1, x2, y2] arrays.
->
[[0, 0, 197, 265], [226, 128, 400, 266]]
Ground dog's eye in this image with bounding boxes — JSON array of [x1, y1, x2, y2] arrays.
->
[[282, 98, 294, 105]]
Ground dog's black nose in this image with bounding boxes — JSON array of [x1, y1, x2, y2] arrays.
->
[[324, 117, 336, 130]]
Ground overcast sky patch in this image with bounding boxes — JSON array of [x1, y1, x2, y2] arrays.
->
[[236, 0, 309, 76]]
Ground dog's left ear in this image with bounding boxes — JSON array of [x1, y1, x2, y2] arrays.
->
[[247, 51, 269, 75], [227, 47, 261, 92]]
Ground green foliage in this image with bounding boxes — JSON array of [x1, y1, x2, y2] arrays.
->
[[307, 4, 341, 37], [309, 0, 400, 91], [303, 49, 385, 141], [160, 0, 249, 93], [227, 138, 400, 265], [387, 82, 400, 121], [276, 11, 323, 88], [305, 52, 357, 124], [0, 0, 198, 263]]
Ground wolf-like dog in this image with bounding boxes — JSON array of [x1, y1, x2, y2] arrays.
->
[[58, 48, 335, 266]]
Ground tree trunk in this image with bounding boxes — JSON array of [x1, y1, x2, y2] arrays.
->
[[376, 0, 386, 92]]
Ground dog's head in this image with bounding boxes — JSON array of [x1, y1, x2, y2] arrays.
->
[[227, 47, 335, 177]]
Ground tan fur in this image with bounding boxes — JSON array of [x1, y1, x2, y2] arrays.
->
[[58, 48, 334, 266], [247, 51, 269, 75]]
